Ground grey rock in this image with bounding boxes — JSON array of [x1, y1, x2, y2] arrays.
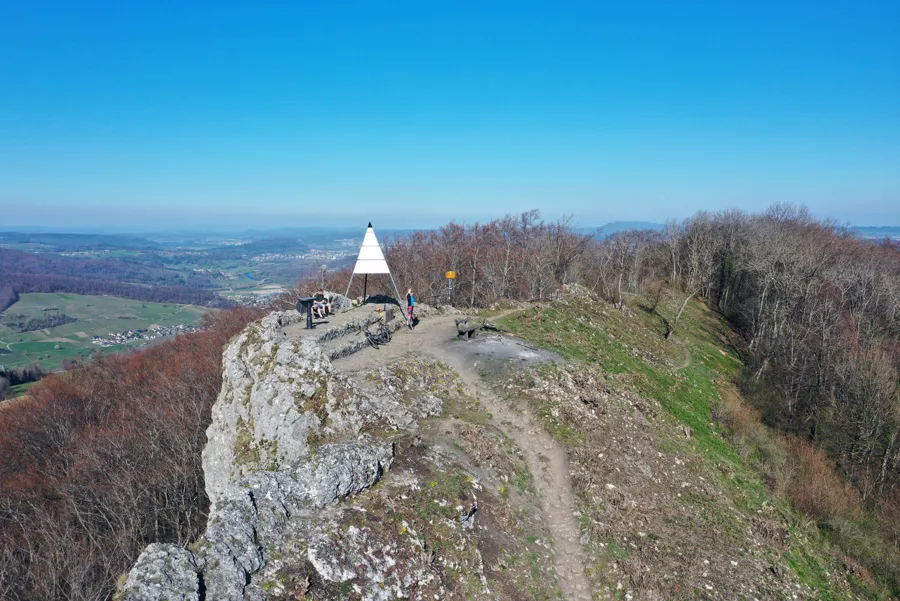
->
[[413, 393, 443, 418], [188, 438, 394, 600], [115, 544, 199, 601], [198, 493, 262, 600], [120, 309, 442, 601], [414, 301, 433, 316], [203, 311, 335, 509], [460, 500, 478, 530], [293, 436, 394, 508], [306, 525, 437, 601], [324, 290, 352, 313]]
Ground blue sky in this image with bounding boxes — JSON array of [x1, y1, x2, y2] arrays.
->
[[1, 1, 898, 229]]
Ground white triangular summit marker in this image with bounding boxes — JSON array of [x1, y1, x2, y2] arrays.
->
[[345, 222, 405, 305], [352, 222, 391, 274]]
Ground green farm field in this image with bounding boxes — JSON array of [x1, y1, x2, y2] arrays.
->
[[0, 293, 209, 370]]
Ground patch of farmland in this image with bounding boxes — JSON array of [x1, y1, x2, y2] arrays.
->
[[0, 293, 209, 370]]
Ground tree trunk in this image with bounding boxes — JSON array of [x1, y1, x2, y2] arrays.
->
[[666, 288, 699, 339]]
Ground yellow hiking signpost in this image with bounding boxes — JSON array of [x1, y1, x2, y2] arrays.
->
[[446, 271, 455, 301]]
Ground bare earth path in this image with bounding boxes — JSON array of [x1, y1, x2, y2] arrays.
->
[[337, 312, 593, 601]]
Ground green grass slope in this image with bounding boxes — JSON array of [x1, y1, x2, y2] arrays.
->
[[489, 288, 892, 600]]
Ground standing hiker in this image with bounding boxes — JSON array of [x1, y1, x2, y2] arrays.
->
[[406, 288, 415, 329]]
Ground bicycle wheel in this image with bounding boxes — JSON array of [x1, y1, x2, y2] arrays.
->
[[365, 331, 380, 349]]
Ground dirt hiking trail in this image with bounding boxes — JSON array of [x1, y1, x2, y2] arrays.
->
[[337, 312, 593, 601]]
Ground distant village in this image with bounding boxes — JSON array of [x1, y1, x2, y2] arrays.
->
[[229, 294, 280, 308], [91, 323, 201, 347], [250, 248, 355, 263]]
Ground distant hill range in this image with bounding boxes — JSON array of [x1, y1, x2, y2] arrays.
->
[[577, 221, 664, 238], [204, 237, 310, 259], [0, 248, 229, 313], [0, 249, 213, 288], [851, 226, 900, 240], [0, 232, 159, 251], [599, 221, 664, 235], [582, 223, 900, 241]]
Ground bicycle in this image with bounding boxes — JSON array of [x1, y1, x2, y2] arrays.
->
[[365, 322, 392, 349]]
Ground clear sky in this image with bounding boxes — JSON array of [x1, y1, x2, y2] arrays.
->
[[1, 1, 898, 230]]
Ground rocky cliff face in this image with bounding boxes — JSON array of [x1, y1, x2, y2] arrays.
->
[[115, 311, 452, 601], [202, 311, 410, 509]]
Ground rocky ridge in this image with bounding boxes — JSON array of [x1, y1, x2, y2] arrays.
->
[[115, 307, 560, 601], [112, 289, 886, 601], [116, 311, 448, 601]]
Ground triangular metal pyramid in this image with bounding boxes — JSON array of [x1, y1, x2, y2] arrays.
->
[[352, 224, 391, 274]]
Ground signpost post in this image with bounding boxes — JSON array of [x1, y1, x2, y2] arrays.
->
[[446, 271, 456, 303]]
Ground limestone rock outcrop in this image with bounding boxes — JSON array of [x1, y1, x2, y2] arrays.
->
[[203, 311, 418, 509], [116, 544, 199, 601], [116, 311, 444, 601]]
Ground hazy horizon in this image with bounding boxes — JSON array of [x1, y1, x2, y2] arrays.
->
[[1, 216, 897, 237]]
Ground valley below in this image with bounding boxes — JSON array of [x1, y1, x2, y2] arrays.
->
[[0, 293, 209, 371], [0, 229, 367, 387]]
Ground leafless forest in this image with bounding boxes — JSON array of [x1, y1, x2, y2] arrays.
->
[[384, 205, 900, 499], [0, 307, 261, 601]]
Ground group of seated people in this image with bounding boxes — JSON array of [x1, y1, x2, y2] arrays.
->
[[312, 289, 332, 319]]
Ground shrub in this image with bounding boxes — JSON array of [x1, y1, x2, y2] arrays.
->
[[782, 435, 859, 522]]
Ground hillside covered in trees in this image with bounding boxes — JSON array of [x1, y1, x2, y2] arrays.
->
[[383, 207, 900, 491], [0, 307, 261, 600], [0, 248, 230, 312], [0, 232, 161, 251]]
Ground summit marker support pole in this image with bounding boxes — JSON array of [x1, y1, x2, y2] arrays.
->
[[446, 270, 456, 303]]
